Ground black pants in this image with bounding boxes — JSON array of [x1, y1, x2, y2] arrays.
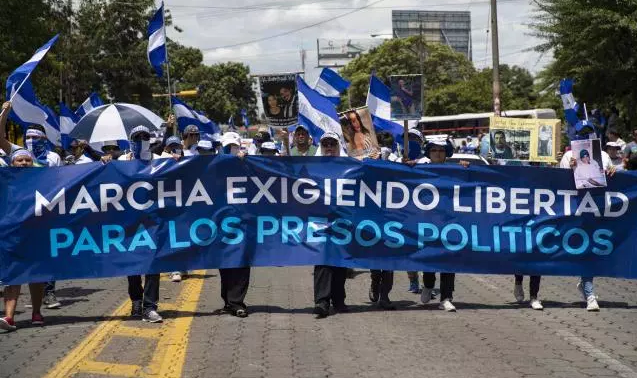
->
[[314, 265, 347, 310], [128, 274, 160, 311], [370, 270, 394, 300], [423, 272, 455, 301], [44, 281, 55, 295], [515, 275, 541, 298], [219, 267, 251, 311]]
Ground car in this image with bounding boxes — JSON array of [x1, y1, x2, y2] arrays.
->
[[447, 153, 490, 165]]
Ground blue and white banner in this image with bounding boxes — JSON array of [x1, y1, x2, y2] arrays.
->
[[171, 96, 219, 135], [147, 2, 167, 77], [559, 78, 580, 140], [314, 68, 350, 105], [1, 157, 637, 285], [5, 79, 61, 146], [297, 75, 343, 144], [75, 93, 104, 118], [366, 75, 405, 142]]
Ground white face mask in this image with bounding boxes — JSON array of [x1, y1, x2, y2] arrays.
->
[[132, 140, 152, 161]]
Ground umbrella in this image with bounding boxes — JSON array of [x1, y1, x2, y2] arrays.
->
[[69, 103, 164, 143]]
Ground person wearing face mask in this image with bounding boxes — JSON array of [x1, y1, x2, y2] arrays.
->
[[415, 138, 471, 312], [216, 132, 251, 317], [259, 141, 279, 156], [161, 136, 183, 160], [181, 125, 200, 157], [312, 132, 350, 319], [105, 126, 163, 322], [0, 102, 64, 310], [558, 120, 616, 311], [247, 130, 271, 156], [196, 139, 217, 156], [0, 149, 47, 332]]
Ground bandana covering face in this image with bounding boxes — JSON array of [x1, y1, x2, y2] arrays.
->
[[131, 140, 152, 161], [25, 130, 49, 166], [403, 140, 422, 160]]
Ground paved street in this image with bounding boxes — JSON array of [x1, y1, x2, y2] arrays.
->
[[1, 268, 636, 378]]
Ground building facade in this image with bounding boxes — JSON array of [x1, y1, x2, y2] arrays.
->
[[392, 10, 472, 61]]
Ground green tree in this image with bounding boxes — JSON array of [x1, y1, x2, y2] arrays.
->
[[340, 36, 475, 108], [531, 0, 637, 129]]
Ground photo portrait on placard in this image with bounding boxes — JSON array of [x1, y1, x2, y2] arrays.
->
[[490, 129, 530, 160], [389, 75, 422, 120], [338, 107, 380, 160], [537, 124, 553, 157], [259, 74, 298, 127], [571, 139, 607, 189]]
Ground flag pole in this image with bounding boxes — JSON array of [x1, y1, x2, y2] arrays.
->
[[8, 72, 33, 102], [162, 2, 174, 134]]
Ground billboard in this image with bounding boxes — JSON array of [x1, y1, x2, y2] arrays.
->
[[317, 39, 384, 67]]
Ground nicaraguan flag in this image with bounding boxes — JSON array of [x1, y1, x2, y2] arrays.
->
[[241, 108, 250, 127], [6, 35, 59, 93], [6, 79, 61, 146], [314, 68, 350, 105], [297, 75, 343, 144], [147, 3, 167, 77], [59, 102, 80, 149], [366, 75, 404, 143], [75, 93, 104, 118], [171, 96, 219, 135], [559, 78, 581, 140]]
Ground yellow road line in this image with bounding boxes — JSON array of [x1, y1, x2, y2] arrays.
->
[[77, 360, 142, 377], [44, 270, 207, 378]]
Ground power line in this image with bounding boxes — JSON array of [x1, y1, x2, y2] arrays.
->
[[199, 0, 388, 51]]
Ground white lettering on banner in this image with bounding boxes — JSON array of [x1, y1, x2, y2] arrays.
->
[[32, 176, 630, 219]]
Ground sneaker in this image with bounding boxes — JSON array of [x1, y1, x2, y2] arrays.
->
[[0, 317, 16, 331], [421, 287, 433, 304], [408, 280, 419, 293], [530, 298, 544, 310], [31, 313, 45, 326], [439, 299, 456, 312], [368, 283, 380, 303], [170, 273, 182, 282], [130, 301, 143, 318], [514, 284, 524, 303], [586, 296, 600, 311], [576, 281, 587, 301], [142, 310, 163, 323], [43, 292, 62, 309], [232, 308, 248, 318]]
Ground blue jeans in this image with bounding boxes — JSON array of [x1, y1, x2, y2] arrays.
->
[[580, 277, 594, 298]]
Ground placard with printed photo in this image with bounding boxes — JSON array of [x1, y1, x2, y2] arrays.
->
[[489, 117, 561, 162], [338, 107, 380, 160], [389, 75, 422, 120], [570, 139, 607, 189], [259, 74, 298, 127]]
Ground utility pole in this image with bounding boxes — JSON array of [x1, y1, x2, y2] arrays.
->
[[300, 48, 306, 75], [491, 0, 501, 116]]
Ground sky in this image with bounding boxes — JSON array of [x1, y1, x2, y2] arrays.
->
[[164, 0, 553, 85]]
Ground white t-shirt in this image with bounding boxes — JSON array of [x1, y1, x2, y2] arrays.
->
[[559, 150, 612, 171], [75, 155, 94, 165], [10, 143, 61, 167], [182, 145, 199, 157]]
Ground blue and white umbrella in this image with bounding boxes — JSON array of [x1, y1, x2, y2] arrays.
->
[[69, 103, 164, 143]]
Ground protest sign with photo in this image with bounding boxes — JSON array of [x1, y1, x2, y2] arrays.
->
[[259, 74, 298, 127], [489, 117, 561, 162], [389, 75, 422, 120], [571, 139, 607, 189], [338, 107, 380, 160]]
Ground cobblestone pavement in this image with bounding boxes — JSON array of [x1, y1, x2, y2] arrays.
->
[[1, 269, 636, 378]]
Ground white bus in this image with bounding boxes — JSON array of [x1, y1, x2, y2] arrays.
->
[[417, 109, 558, 137]]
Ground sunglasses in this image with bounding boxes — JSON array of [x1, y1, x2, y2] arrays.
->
[[132, 133, 151, 142], [321, 140, 338, 148]]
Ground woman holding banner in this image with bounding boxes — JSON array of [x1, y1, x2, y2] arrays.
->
[[0, 149, 45, 331]]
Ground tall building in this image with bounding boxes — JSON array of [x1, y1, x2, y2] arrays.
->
[[392, 10, 472, 61]]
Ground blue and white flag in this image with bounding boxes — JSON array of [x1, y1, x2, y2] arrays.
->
[[296, 75, 343, 144], [314, 68, 350, 105], [147, 3, 167, 77], [171, 96, 219, 135], [75, 93, 104, 118], [6, 34, 59, 95], [559, 78, 581, 140], [59, 102, 80, 149], [6, 79, 60, 146], [366, 75, 404, 142], [241, 108, 250, 127]]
